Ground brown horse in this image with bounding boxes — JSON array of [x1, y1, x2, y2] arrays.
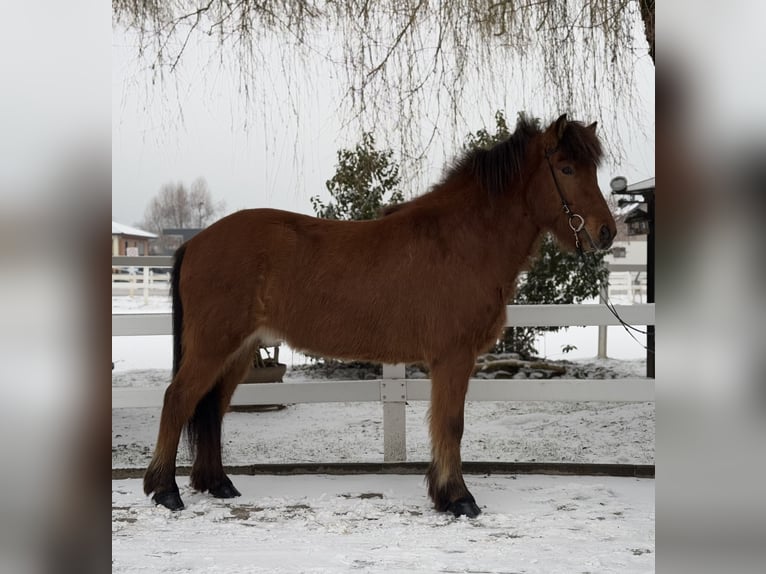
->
[[144, 114, 616, 517]]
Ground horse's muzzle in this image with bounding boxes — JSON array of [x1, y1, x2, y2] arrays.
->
[[597, 224, 614, 250]]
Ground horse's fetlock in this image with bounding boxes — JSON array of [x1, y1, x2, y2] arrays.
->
[[143, 460, 167, 495]]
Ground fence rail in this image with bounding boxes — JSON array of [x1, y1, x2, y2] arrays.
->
[[115, 378, 654, 409], [111, 257, 648, 271], [111, 303, 653, 337], [111, 256, 654, 462]]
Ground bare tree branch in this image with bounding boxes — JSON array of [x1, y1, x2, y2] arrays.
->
[[114, 0, 654, 187]]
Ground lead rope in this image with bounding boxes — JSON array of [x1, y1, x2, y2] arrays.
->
[[601, 285, 655, 354], [546, 148, 652, 352]]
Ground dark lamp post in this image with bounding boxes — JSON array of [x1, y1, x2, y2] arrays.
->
[[610, 176, 655, 379]]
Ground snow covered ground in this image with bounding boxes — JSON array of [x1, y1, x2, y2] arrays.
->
[[112, 293, 654, 573], [113, 474, 654, 573], [113, 371, 653, 468]]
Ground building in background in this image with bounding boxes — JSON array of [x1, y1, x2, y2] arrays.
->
[[112, 222, 157, 256], [604, 177, 654, 303]]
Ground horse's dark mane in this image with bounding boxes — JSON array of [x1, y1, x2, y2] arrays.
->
[[379, 113, 603, 218], [442, 113, 603, 195], [442, 114, 540, 196]]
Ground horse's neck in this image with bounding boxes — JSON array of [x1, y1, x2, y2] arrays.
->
[[485, 190, 542, 289], [413, 176, 542, 289]]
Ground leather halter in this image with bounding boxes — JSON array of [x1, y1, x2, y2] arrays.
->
[[545, 148, 593, 256]]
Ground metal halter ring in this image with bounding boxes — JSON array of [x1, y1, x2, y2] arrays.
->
[[568, 213, 585, 233]]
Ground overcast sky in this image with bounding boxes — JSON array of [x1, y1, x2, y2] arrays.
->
[[112, 26, 655, 228]]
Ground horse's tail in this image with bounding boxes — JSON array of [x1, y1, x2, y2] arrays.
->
[[171, 242, 187, 377], [172, 241, 222, 466]]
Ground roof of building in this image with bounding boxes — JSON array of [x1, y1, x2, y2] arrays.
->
[[111, 221, 157, 239], [626, 177, 655, 193]]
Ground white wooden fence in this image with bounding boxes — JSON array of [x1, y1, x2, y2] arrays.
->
[[111, 256, 654, 462]]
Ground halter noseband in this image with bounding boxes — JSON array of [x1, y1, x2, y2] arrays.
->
[[545, 147, 591, 256]]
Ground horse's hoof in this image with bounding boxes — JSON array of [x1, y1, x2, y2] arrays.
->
[[447, 496, 481, 518], [209, 480, 241, 499], [153, 490, 184, 511]]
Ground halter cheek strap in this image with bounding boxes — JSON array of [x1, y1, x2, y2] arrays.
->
[[545, 148, 592, 256]]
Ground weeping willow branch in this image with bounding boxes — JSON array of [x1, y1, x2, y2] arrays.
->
[[113, 0, 653, 183]]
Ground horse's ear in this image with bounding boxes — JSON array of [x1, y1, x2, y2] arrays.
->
[[587, 121, 598, 132], [555, 114, 568, 140]]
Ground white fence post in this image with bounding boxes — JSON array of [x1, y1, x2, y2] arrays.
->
[[143, 266, 150, 304], [597, 283, 608, 359], [381, 364, 407, 463], [128, 270, 135, 298]]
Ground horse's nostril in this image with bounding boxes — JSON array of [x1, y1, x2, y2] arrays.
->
[[599, 225, 612, 245]]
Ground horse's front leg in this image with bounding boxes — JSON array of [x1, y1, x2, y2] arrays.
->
[[426, 351, 481, 518]]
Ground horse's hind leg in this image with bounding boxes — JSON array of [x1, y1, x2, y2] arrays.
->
[[427, 351, 481, 518], [143, 358, 221, 510], [188, 351, 253, 499]]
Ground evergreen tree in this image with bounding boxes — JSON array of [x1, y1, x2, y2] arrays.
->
[[311, 132, 403, 221]]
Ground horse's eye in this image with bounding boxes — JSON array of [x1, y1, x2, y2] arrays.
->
[[561, 166, 574, 175]]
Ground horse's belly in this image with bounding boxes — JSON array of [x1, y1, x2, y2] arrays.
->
[[271, 317, 426, 364], [267, 300, 502, 365]]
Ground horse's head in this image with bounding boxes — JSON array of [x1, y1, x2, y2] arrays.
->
[[527, 114, 616, 253]]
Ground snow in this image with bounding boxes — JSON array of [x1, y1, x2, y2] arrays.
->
[[113, 474, 654, 573], [112, 221, 158, 238], [112, 294, 654, 572], [112, 378, 653, 468]]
